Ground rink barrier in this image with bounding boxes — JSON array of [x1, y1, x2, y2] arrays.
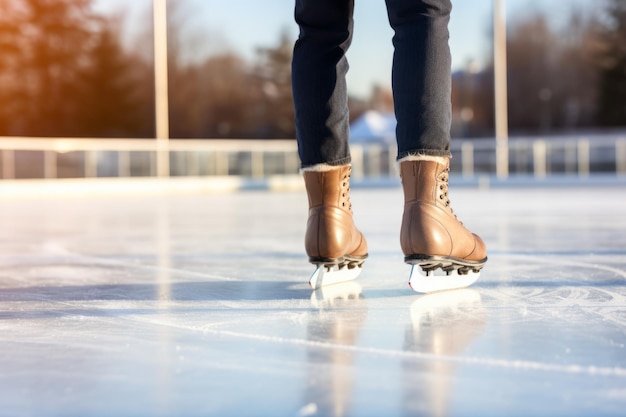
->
[[1, 173, 625, 199], [0, 134, 625, 181], [0, 175, 304, 199]]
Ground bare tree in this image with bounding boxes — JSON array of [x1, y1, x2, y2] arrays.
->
[[596, 0, 626, 127], [504, 10, 601, 134], [77, 21, 151, 137], [169, 53, 261, 138], [252, 31, 296, 138], [0, 0, 153, 137], [0, 0, 97, 136]]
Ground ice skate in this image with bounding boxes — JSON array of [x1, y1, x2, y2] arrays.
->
[[400, 156, 487, 293], [303, 164, 368, 289]]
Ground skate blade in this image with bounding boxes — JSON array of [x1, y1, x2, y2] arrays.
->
[[309, 263, 363, 289], [408, 265, 480, 293]]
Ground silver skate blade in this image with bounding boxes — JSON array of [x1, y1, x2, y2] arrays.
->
[[408, 265, 480, 293], [309, 264, 362, 289]]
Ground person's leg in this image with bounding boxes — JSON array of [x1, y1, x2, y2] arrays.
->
[[385, 0, 452, 159], [385, 0, 487, 291], [292, 0, 354, 168], [292, 0, 367, 287]]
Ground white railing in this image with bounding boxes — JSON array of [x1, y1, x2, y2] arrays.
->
[[0, 138, 300, 179], [0, 134, 625, 180]]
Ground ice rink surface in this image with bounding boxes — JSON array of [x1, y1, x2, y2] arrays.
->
[[1, 178, 625, 417]]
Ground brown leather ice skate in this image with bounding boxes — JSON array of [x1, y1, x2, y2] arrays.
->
[[399, 157, 487, 292], [303, 164, 368, 288]]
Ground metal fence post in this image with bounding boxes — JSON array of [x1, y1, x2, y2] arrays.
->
[[351, 145, 364, 179], [251, 151, 264, 178], [461, 142, 474, 178], [44, 151, 57, 179], [494, 0, 509, 179], [617, 139, 626, 175], [153, 0, 170, 177], [118, 151, 131, 177], [533, 140, 547, 178], [577, 140, 590, 177], [1, 150, 15, 179], [84, 151, 98, 178], [215, 152, 229, 176]]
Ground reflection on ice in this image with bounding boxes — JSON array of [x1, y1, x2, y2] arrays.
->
[[403, 290, 485, 417], [305, 282, 367, 417]]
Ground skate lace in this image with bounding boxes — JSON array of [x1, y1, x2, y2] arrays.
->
[[438, 167, 460, 222], [341, 167, 353, 212]]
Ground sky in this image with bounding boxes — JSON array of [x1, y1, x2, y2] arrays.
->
[[94, 0, 596, 99]]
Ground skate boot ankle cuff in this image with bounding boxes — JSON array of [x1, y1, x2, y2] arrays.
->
[[397, 154, 449, 165], [300, 163, 351, 174]]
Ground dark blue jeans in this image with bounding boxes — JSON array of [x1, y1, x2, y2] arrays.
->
[[292, 0, 453, 168]]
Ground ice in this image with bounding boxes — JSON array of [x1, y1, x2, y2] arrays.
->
[[0, 180, 625, 416]]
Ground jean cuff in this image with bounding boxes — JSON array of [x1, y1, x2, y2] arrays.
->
[[300, 156, 352, 170], [396, 149, 451, 161]]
